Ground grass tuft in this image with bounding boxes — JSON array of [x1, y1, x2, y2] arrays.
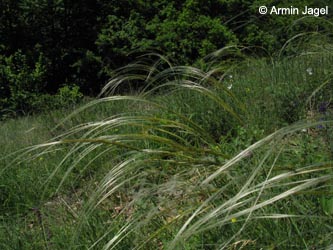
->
[[1, 43, 333, 249]]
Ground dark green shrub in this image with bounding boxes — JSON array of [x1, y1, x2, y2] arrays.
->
[[0, 50, 47, 116], [27, 85, 83, 113], [0, 49, 83, 119]]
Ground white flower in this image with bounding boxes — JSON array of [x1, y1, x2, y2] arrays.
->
[[306, 67, 313, 75], [227, 84, 233, 90]]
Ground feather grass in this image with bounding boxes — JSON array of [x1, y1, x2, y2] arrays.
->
[[3, 47, 333, 249]]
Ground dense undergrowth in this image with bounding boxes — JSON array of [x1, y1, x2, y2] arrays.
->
[[1, 41, 333, 249]]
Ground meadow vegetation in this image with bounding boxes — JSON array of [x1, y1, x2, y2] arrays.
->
[[1, 37, 333, 249]]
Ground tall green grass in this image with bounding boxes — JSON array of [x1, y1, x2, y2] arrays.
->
[[1, 42, 333, 249]]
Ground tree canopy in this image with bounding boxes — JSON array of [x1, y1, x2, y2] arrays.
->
[[1, 0, 332, 116]]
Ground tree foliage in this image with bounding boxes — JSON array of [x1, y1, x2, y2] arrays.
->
[[0, 0, 332, 116]]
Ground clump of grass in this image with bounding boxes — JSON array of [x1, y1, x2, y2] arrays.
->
[[2, 44, 333, 249]]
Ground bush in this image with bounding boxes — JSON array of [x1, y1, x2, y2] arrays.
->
[[0, 50, 48, 116], [0, 48, 83, 119], [55, 85, 83, 108]]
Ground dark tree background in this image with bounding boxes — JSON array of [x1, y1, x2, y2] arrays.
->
[[0, 0, 332, 116]]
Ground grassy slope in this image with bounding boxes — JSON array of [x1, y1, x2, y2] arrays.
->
[[0, 48, 333, 249]]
